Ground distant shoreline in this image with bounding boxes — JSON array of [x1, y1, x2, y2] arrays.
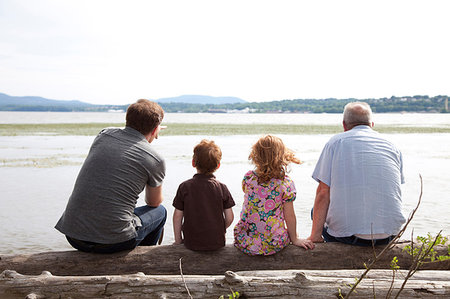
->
[[1, 93, 449, 113], [1, 123, 449, 136]]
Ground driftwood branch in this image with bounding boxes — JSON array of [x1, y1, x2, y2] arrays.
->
[[1, 242, 449, 277], [1, 269, 449, 299]]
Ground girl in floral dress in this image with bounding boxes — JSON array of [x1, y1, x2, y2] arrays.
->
[[234, 135, 314, 255]]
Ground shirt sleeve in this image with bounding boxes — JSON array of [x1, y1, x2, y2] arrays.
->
[[399, 151, 405, 184], [172, 183, 185, 211], [221, 184, 236, 209], [147, 158, 166, 187], [242, 170, 253, 193], [312, 141, 333, 186], [282, 176, 297, 203]]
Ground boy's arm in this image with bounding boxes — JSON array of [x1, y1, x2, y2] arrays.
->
[[173, 209, 184, 244], [224, 208, 234, 229]]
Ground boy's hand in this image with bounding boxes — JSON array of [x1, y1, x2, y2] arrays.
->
[[173, 239, 183, 245], [292, 238, 315, 250]]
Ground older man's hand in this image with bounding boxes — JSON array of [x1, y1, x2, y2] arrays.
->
[[307, 235, 324, 243]]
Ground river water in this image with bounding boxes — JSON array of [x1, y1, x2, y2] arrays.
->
[[0, 112, 449, 254]]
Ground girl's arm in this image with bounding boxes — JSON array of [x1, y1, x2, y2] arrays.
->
[[173, 209, 184, 244], [284, 201, 315, 250], [224, 208, 234, 229]]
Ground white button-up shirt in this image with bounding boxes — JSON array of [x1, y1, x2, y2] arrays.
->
[[312, 125, 406, 237]]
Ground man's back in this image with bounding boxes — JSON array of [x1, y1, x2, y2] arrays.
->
[[55, 127, 165, 244], [313, 125, 406, 237]]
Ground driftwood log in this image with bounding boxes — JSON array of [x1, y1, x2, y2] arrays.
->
[[1, 243, 449, 276], [1, 269, 450, 298]]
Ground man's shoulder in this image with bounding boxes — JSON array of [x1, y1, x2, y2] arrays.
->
[[325, 130, 348, 146], [105, 128, 164, 163], [330, 127, 388, 143], [99, 127, 123, 136]]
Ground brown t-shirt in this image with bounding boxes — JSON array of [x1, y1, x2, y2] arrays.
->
[[172, 173, 235, 250]]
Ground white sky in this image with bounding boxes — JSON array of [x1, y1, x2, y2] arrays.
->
[[1, 0, 449, 105]]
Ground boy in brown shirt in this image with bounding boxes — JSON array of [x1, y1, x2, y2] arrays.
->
[[172, 140, 235, 250]]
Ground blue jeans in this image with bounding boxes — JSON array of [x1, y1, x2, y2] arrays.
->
[[134, 205, 167, 246], [311, 208, 394, 247], [67, 205, 167, 253], [321, 227, 394, 246]]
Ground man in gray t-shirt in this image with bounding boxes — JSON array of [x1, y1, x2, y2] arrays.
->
[[55, 99, 167, 253]]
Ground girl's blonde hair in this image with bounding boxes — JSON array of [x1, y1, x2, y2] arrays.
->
[[249, 135, 301, 183]]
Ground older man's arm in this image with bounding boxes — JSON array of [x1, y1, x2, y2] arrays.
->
[[308, 181, 330, 243], [145, 184, 163, 207]]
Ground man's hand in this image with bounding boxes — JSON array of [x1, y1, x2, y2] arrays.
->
[[292, 238, 315, 249], [307, 235, 324, 243]]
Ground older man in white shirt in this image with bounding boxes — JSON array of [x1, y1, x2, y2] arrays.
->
[[308, 102, 406, 246]]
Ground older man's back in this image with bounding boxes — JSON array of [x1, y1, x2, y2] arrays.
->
[[308, 102, 406, 246]]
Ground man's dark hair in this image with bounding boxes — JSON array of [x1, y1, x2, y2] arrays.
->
[[126, 99, 164, 135]]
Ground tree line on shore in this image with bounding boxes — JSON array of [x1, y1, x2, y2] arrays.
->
[[1, 95, 448, 113], [158, 95, 449, 113]]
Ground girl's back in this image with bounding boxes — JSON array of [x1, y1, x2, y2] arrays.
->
[[233, 135, 314, 255], [234, 170, 296, 255]]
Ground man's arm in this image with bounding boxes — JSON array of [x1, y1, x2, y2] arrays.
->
[[145, 184, 163, 207], [308, 181, 330, 243], [224, 208, 234, 229], [173, 209, 184, 244]]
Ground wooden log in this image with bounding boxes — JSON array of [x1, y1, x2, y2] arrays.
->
[[1, 269, 449, 298], [0, 243, 449, 276]]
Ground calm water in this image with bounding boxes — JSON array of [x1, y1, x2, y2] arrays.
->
[[0, 112, 449, 254]]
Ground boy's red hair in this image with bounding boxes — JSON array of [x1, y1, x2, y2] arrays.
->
[[193, 139, 222, 175]]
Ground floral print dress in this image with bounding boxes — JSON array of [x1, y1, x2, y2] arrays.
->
[[234, 170, 296, 255]]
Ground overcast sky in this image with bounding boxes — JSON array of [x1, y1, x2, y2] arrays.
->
[[1, 0, 449, 105]]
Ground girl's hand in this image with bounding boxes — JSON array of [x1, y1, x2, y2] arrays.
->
[[292, 238, 315, 250]]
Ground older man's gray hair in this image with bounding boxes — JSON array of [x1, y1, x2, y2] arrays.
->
[[343, 102, 373, 129]]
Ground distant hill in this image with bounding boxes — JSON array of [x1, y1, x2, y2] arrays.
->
[[156, 95, 246, 104], [0, 92, 94, 111], [0, 93, 92, 107]]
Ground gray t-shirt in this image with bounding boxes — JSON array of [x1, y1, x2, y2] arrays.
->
[[55, 127, 165, 244]]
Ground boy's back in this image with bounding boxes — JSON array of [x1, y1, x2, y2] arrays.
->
[[173, 173, 235, 250]]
